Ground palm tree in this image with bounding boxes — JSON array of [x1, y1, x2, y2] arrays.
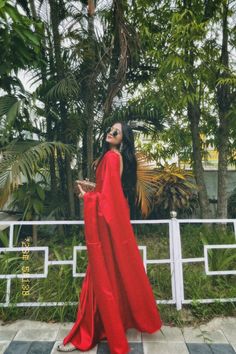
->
[[0, 140, 71, 208], [154, 162, 199, 213]]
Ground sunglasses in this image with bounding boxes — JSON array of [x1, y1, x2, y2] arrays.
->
[[105, 127, 121, 137]]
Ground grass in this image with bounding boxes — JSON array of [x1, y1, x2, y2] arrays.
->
[[0, 223, 236, 326]]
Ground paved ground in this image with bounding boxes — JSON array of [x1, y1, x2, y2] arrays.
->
[[1, 317, 236, 353]]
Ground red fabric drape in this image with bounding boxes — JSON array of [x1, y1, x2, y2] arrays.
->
[[63, 150, 163, 354]]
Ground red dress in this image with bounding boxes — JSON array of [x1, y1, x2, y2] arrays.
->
[[63, 150, 163, 354]]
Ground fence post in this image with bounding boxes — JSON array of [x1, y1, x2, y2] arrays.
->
[[170, 211, 184, 310]]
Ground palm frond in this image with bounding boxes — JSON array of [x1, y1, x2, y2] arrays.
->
[[153, 163, 199, 211], [0, 95, 24, 127], [46, 74, 80, 100], [136, 151, 157, 218], [0, 141, 72, 208]]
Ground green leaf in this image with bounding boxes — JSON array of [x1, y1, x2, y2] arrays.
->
[[36, 184, 45, 200], [0, 0, 6, 10], [5, 3, 22, 22], [6, 100, 20, 125], [33, 199, 43, 214], [0, 95, 18, 117], [21, 28, 41, 47], [0, 231, 9, 247]]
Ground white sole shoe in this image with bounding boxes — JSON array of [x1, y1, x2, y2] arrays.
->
[[57, 343, 77, 352]]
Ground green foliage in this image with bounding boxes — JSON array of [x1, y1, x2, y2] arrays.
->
[[0, 227, 87, 321], [0, 0, 42, 81], [0, 140, 72, 208], [46, 75, 80, 100], [199, 227, 236, 274], [154, 162, 199, 212], [0, 95, 24, 135], [9, 180, 45, 219], [216, 77, 236, 86]]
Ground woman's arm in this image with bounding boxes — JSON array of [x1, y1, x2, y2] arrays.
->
[[112, 150, 123, 177]]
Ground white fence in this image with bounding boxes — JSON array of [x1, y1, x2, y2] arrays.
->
[[0, 217, 236, 310]]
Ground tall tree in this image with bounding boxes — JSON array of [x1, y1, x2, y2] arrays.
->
[[216, 0, 231, 218], [127, 1, 213, 217], [48, 0, 75, 216]]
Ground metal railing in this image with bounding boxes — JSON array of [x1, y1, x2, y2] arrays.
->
[[0, 216, 236, 310]]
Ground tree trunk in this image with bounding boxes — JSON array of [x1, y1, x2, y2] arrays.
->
[[85, 0, 96, 179], [32, 224, 37, 246], [103, 0, 128, 119], [28, 0, 57, 196], [86, 101, 94, 180], [188, 101, 212, 218], [65, 153, 75, 217], [48, 0, 75, 217], [185, 44, 212, 219], [216, 1, 230, 219]]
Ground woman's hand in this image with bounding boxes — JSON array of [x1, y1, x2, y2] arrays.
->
[[74, 181, 86, 199], [75, 179, 96, 192]]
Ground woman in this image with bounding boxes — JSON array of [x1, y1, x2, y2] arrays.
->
[[57, 122, 163, 353]]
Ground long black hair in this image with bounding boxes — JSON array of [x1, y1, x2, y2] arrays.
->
[[93, 122, 137, 218]]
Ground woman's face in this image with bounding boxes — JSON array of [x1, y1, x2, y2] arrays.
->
[[105, 123, 123, 148]]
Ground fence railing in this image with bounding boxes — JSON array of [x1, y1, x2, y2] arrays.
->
[[0, 216, 236, 310]]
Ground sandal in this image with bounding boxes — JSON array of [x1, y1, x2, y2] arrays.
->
[[57, 343, 77, 352]]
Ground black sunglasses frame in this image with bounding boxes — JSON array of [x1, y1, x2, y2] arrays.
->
[[105, 127, 120, 137]]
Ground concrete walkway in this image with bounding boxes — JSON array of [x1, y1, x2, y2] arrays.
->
[[1, 317, 236, 353]]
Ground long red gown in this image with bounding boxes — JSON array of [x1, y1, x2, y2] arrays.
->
[[63, 150, 163, 354]]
